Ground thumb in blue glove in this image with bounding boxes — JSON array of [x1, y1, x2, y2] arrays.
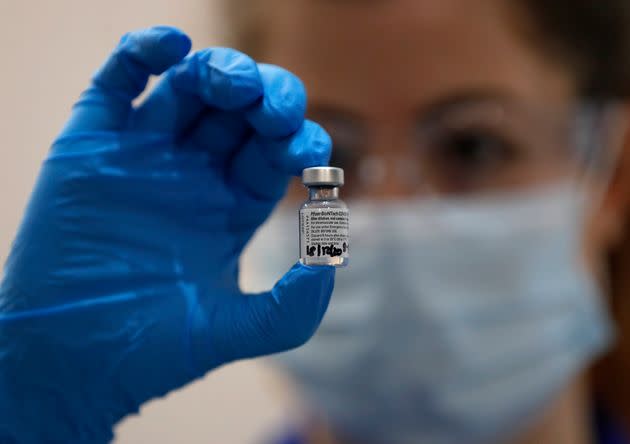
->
[[0, 26, 335, 444]]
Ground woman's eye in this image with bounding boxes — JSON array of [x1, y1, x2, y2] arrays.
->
[[432, 129, 517, 170], [417, 127, 525, 194]]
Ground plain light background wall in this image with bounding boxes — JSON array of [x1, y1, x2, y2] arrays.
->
[[0, 1, 297, 443]]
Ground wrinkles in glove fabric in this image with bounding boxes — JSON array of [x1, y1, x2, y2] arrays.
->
[[0, 26, 335, 444]]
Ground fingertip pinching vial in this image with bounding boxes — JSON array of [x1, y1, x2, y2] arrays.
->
[[299, 167, 349, 267]]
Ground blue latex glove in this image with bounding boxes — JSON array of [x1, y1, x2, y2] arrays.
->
[[0, 26, 335, 444]]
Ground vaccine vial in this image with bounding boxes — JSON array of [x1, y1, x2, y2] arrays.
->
[[299, 167, 349, 267]]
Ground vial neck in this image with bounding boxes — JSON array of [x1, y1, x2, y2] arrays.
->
[[309, 187, 339, 200]]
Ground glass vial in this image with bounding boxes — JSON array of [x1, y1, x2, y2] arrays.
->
[[299, 167, 349, 267]]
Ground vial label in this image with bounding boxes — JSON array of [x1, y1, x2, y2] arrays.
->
[[300, 208, 350, 260]]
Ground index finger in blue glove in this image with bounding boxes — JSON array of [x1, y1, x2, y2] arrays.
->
[[229, 120, 332, 200], [244, 64, 307, 139], [130, 48, 263, 135], [60, 26, 192, 135], [177, 63, 305, 160]]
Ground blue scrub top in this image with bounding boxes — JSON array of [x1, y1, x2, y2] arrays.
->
[[594, 405, 628, 444]]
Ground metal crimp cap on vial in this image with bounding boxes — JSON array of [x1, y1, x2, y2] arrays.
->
[[302, 167, 344, 187]]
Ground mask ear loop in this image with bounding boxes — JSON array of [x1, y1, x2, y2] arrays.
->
[[571, 102, 629, 211], [568, 103, 629, 291]]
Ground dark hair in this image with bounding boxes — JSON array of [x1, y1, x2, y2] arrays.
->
[[517, 0, 630, 98]]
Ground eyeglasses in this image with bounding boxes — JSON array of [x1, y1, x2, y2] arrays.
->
[[316, 100, 627, 199]]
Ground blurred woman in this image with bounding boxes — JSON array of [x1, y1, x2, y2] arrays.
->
[[233, 1, 630, 443]]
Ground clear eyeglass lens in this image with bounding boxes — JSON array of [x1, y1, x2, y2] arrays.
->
[[322, 102, 627, 200]]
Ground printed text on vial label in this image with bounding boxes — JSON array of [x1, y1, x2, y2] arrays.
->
[[300, 209, 349, 258]]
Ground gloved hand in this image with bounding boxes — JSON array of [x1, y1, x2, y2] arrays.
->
[[0, 26, 335, 444]]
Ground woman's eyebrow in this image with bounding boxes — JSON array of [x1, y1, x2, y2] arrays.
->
[[417, 89, 517, 121]]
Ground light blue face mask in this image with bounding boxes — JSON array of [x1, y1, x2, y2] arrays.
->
[[241, 185, 613, 444]]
